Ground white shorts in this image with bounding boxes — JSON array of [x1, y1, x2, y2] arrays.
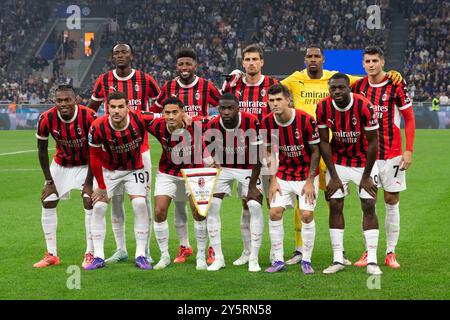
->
[[154, 172, 189, 201], [217, 167, 263, 198], [326, 164, 379, 199], [46, 161, 91, 201], [103, 168, 147, 198], [376, 156, 406, 192], [271, 176, 319, 211]]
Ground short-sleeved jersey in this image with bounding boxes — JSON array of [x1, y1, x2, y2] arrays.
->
[[281, 69, 360, 118], [90, 68, 160, 153], [316, 93, 379, 167], [88, 111, 158, 171], [262, 109, 320, 181], [222, 75, 278, 122], [36, 105, 96, 167], [152, 76, 220, 117], [352, 76, 413, 160], [147, 119, 205, 176], [204, 112, 260, 169]]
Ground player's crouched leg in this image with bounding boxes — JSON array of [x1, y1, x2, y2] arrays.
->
[[85, 201, 108, 270], [130, 196, 152, 270]]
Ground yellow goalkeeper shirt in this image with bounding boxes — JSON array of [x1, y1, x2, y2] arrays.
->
[[281, 69, 361, 118]]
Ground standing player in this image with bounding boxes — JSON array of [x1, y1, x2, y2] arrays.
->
[[34, 85, 97, 268], [352, 46, 415, 268], [254, 84, 320, 274], [88, 42, 160, 264], [150, 48, 221, 265], [86, 92, 159, 270], [281, 44, 403, 265], [221, 44, 278, 267], [148, 98, 209, 270], [204, 93, 264, 272], [317, 73, 382, 275]]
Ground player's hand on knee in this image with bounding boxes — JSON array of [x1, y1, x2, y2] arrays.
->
[[92, 188, 108, 204], [246, 186, 263, 204], [82, 182, 93, 199], [301, 179, 316, 205], [268, 180, 281, 204], [359, 176, 377, 199], [326, 177, 344, 199], [41, 182, 58, 202]]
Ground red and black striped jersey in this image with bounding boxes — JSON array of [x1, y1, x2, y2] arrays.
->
[[90, 68, 160, 153], [151, 76, 220, 117], [352, 76, 414, 160], [36, 105, 96, 167], [222, 75, 279, 122], [204, 112, 260, 169], [88, 111, 159, 171], [147, 118, 206, 176], [316, 93, 379, 167], [262, 109, 320, 181]]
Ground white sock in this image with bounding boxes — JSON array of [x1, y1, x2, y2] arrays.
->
[[269, 218, 284, 262], [154, 220, 169, 257], [91, 201, 108, 259], [132, 197, 149, 258], [364, 229, 379, 264], [247, 200, 264, 261], [385, 202, 400, 254], [301, 220, 316, 263], [329, 229, 344, 264], [145, 195, 153, 256], [111, 194, 126, 251], [240, 208, 251, 255], [207, 197, 223, 259], [174, 201, 190, 248], [194, 219, 207, 259], [41, 207, 57, 256], [84, 209, 93, 254]]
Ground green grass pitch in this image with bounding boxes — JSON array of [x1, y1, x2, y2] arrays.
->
[[0, 130, 449, 300]]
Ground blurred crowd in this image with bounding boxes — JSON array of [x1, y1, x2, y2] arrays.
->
[[401, 0, 449, 103], [0, 0, 447, 105]]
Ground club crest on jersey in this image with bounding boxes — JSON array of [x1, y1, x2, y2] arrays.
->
[[382, 93, 388, 102], [260, 89, 266, 97], [294, 128, 300, 139], [198, 177, 205, 188], [195, 91, 200, 100], [77, 127, 83, 135], [352, 115, 358, 126], [135, 84, 140, 92]]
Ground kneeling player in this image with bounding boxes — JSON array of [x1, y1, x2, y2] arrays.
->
[[148, 98, 208, 270], [34, 85, 97, 268], [257, 84, 320, 274], [204, 93, 264, 272], [86, 92, 158, 270]]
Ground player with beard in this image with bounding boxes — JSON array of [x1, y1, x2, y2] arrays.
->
[[221, 44, 278, 267], [34, 85, 97, 268], [88, 43, 160, 266], [150, 48, 221, 265], [352, 46, 415, 269], [281, 44, 403, 266]]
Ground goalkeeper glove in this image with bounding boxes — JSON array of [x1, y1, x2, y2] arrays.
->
[[386, 70, 403, 85]]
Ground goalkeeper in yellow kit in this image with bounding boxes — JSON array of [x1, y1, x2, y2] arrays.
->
[[281, 44, 403, 265]]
